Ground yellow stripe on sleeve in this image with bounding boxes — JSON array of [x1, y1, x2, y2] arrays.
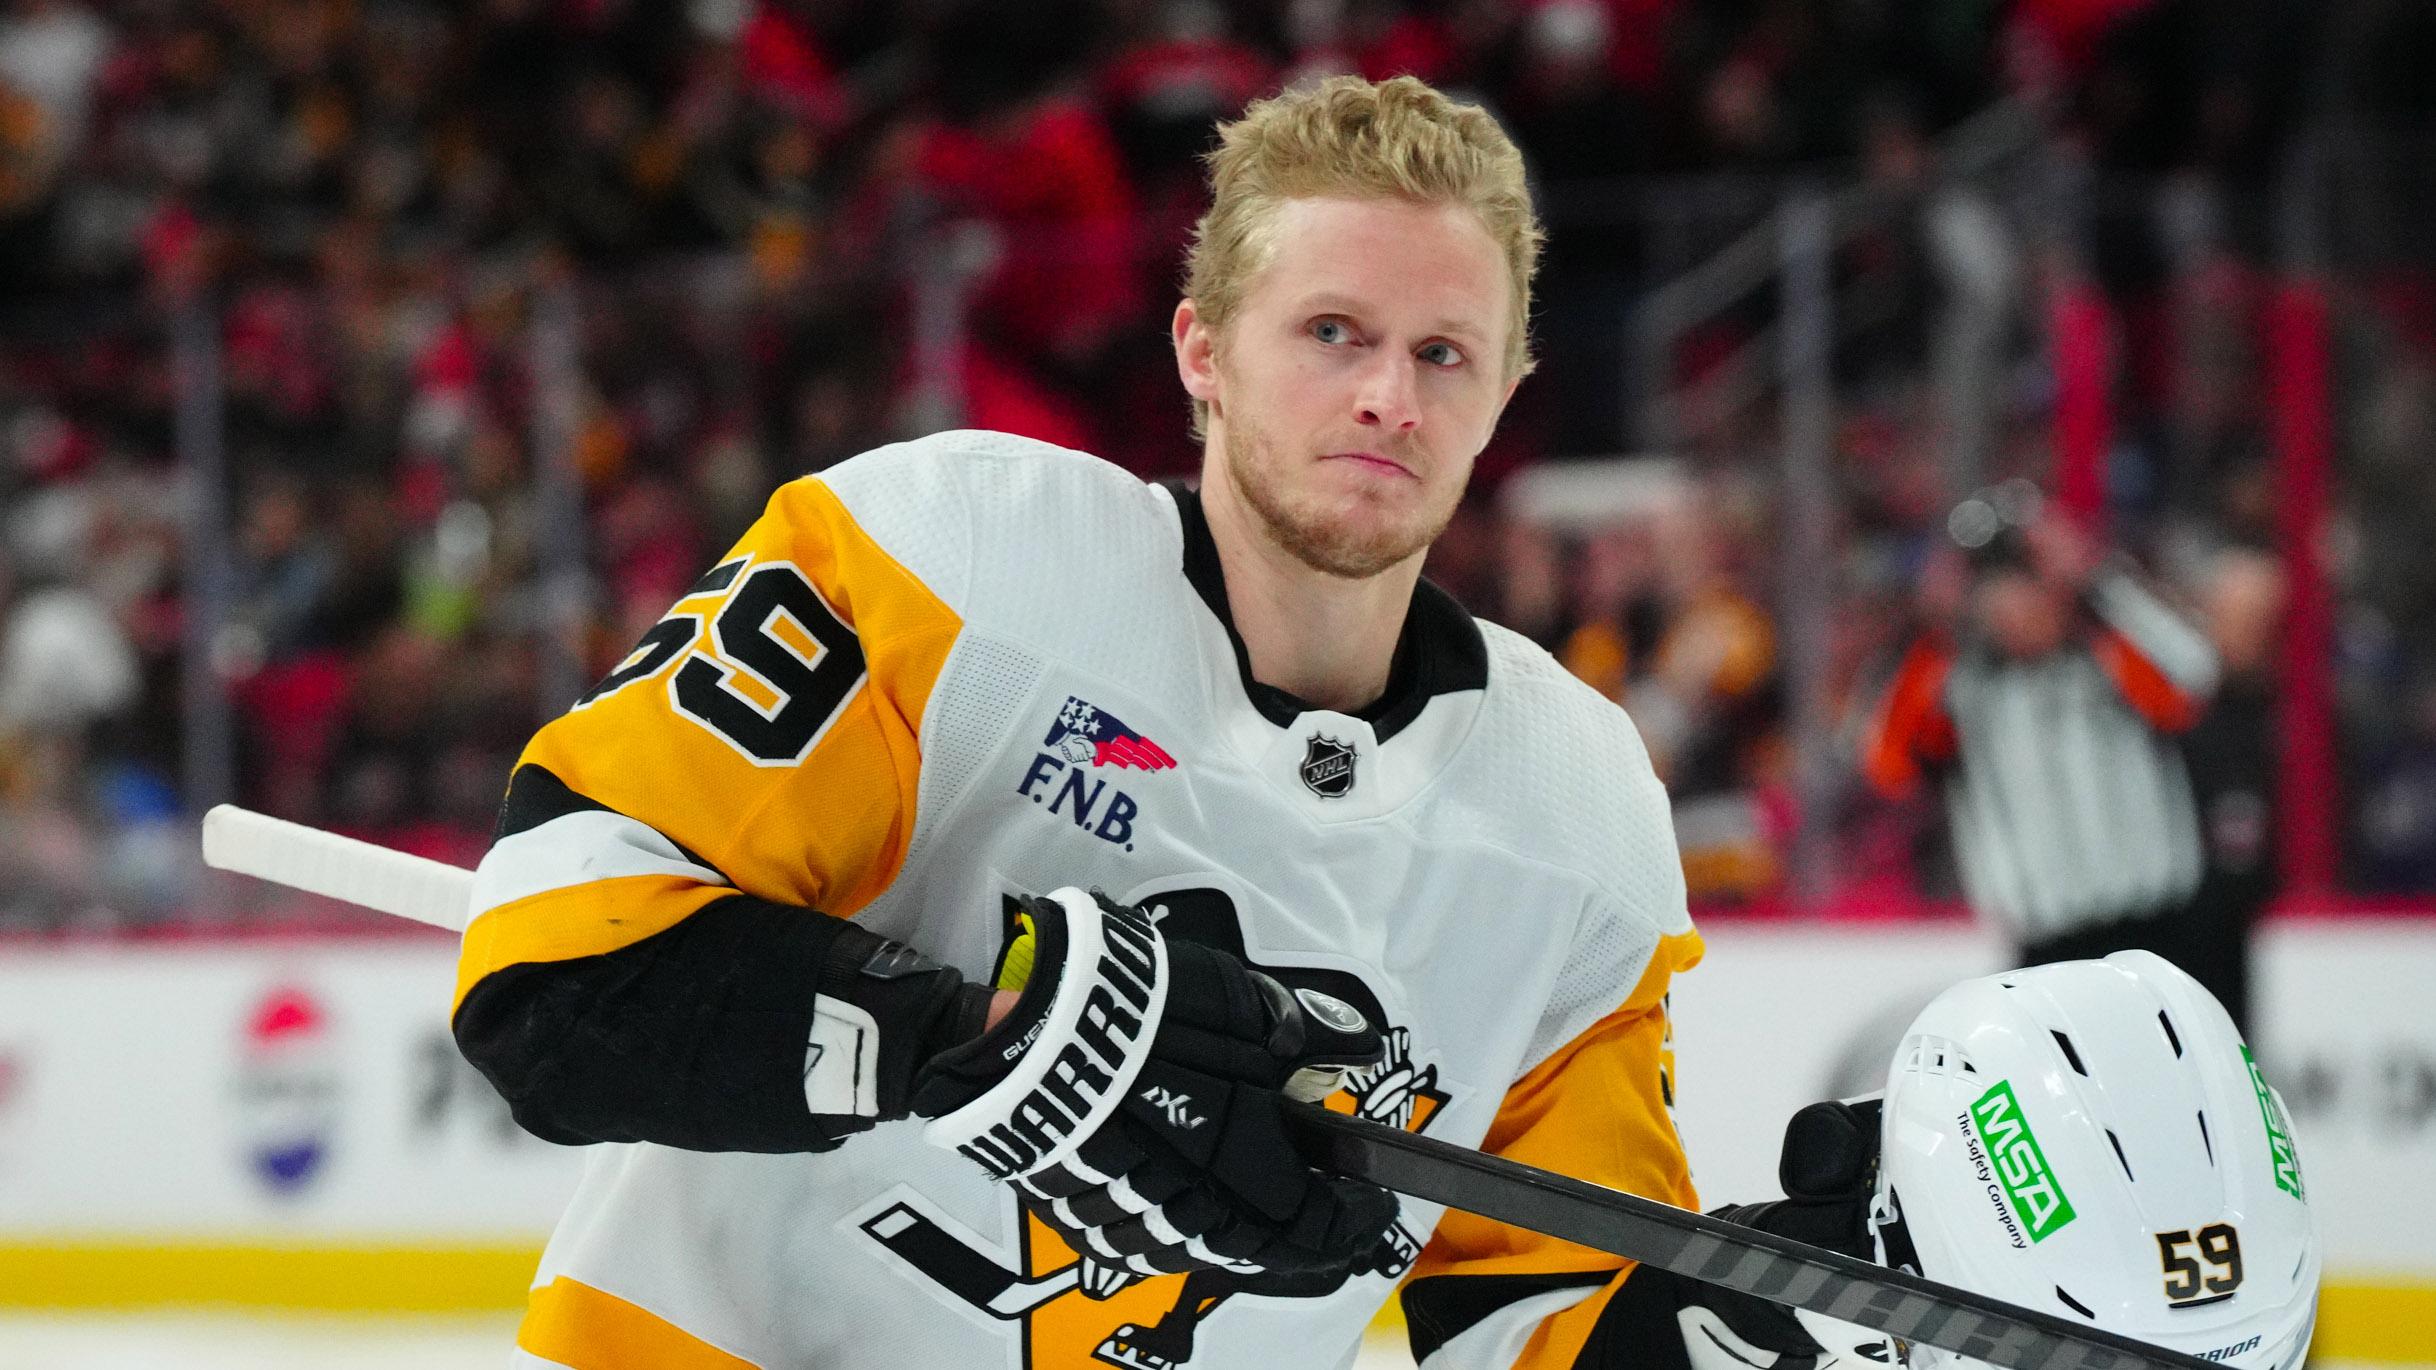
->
[[454, 876, 738, 1013], [517, 1276, 762, 1369]]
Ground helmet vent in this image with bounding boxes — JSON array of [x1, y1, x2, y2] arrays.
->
[[2055, 1286, 2097, 1320], [2107, 1129, 2135, 1181], [2159, 1010, 2184, 1058], [2197, 1110, 2214, 1165], [2052, 1030, 2090, 1077], [1901, 1036, 1976, 1079]]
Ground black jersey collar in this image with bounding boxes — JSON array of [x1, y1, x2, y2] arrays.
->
[[1164, 481, 1487, 744]]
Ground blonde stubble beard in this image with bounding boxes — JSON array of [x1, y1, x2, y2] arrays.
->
[[1217, 402, 1461, 582]]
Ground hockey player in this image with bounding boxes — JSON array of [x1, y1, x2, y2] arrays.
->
[[1665, 952, 2319, 1370], [452, 74, 1733, 1368]]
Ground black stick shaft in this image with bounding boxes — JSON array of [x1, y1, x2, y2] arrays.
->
[[1285, 1103, 2211, 1370]]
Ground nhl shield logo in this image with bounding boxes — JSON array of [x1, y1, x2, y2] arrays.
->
[[1299, 734, 1357, 798]]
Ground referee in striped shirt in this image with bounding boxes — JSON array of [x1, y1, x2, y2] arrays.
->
[[1862, 484, 2220, 969]]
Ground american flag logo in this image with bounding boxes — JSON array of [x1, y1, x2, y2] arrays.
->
[[1043, 695, 1177, 771]]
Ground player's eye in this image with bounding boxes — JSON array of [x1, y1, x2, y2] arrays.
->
[[1418, 341, 1466, 368], [1310, 318, 1354, 346]]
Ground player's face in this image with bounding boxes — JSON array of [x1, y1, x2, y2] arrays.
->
[[1182, 196, 1519, 580]]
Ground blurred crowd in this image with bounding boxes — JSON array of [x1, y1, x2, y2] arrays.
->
[[4, 0, 2436, 929]]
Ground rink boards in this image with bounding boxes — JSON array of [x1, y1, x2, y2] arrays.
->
[[0, 919, 2427, 1360]]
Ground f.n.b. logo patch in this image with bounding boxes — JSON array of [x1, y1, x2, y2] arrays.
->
[[1017, 694, 1170, 851]]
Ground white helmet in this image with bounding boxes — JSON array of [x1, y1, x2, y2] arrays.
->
[[1816, 951, 2319, 1370]]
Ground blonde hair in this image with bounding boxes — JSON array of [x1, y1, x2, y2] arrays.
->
[[1184, 74, 1544, 436]]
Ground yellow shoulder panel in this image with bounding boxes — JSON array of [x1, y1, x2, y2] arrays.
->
[[1407, 925, 1704, 1364], [464, 476, 961, 986]]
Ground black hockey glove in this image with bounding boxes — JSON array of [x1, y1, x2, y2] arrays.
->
[[910, 888, 1399, 1281], [1572, 1098, 1881, 1368], [788, 916, 998, 1133], [1695, 1097, 1881, 1356]]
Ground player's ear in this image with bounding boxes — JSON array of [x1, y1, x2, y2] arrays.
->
[[1493, 373, 1522, 423], [1174, 299, 1220, 407]]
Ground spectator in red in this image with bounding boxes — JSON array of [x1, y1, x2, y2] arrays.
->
[[897, 2, 1141, 450]]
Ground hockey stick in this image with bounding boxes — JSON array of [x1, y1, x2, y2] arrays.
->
[[199, 804, 2214, 1370], [202, 805, 479, 931], [1293, 1110, 2207, 1370]]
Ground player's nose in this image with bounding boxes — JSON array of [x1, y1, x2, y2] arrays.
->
[[1352, 352, 1421, 432]]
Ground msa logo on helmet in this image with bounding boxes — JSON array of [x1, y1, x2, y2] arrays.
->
[[1966, 1080, 2077, 1244], [2240, 1045, 2306, 1200]]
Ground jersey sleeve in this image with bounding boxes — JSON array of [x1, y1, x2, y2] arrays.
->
[[2086, 571, 2218, 731], [1859, 636, 1958, 799], [1399, 919, 1705, 1369], [450, 462, 968, 1152]]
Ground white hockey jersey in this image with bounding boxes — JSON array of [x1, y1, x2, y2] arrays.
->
[[454, 430, 1702, 1370]]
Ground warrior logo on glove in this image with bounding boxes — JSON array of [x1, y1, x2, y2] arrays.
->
[[870, 886, 1451, 1370]]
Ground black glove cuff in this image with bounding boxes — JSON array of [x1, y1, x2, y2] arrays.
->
[[905, 890, 1080, 1115], [811, 920, 980, 1121]]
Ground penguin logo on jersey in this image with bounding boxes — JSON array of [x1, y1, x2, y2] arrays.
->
[[1299, 735, 1357, 798], [864, 886, 1450, 1369]]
